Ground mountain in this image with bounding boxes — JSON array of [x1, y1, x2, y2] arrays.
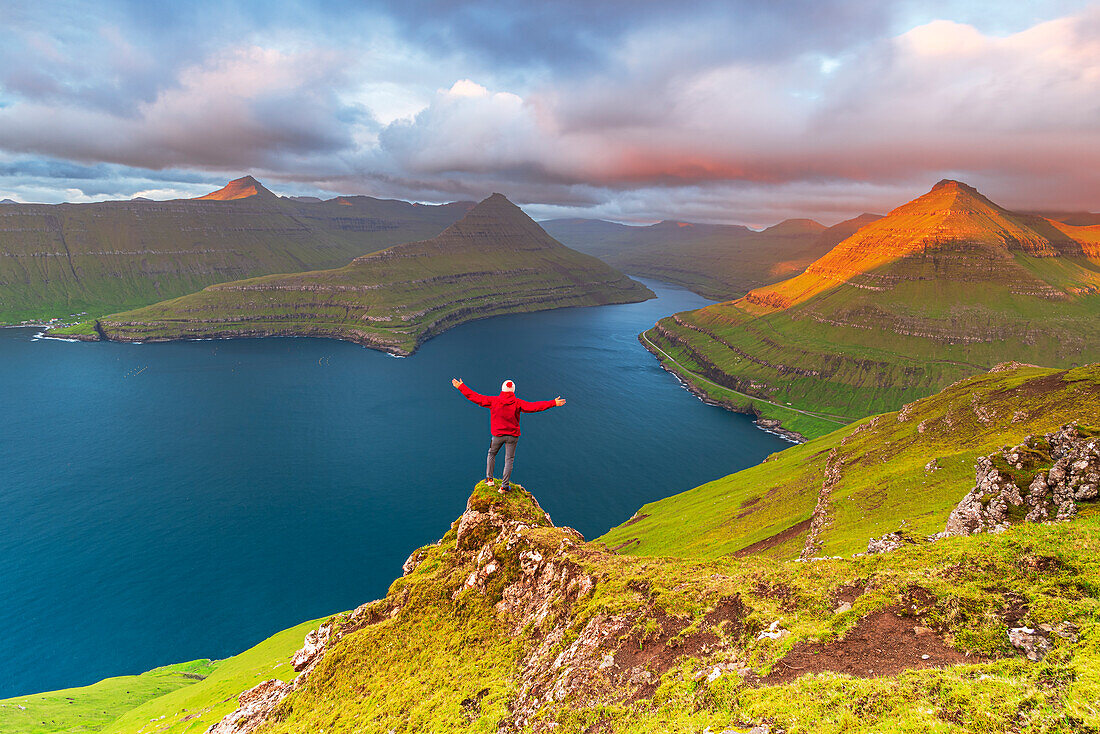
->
[[0, 198, 18, 204], [600, 361, 1100, 558], [192, 175, 276, 201], [52, 194, 654, 353], [11, 361, 1100, 733], [544, 213, 880, 300], [1025, 210, 1100, 226], [0, 178, 474, 323], [642, 180, 1100, 438]]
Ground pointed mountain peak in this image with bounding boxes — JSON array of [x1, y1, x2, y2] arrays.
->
[[897, 179, 1003, 217], [466, 192, 522, 214], [194, 176, 275, 201], [357, 192, 562, 262], [763, 218, 827, 235]]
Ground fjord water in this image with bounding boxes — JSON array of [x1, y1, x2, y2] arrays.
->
[[0, 280, 786, 697]]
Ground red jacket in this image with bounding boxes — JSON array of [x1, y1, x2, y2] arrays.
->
[[458, 383, 556, 436]]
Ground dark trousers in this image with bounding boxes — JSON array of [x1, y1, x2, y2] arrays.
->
[[487, 434, 518, 486]]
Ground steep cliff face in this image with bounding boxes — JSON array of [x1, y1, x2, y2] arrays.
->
[[644, 181, 1100, 436], [59, 194, 652, 354]]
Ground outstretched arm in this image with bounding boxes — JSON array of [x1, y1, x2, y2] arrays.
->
[[519, 396, 566, 412], [452, 378, 492, 407]]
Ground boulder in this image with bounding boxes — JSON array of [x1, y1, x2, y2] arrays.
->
[[945, 424, 1100, 536]]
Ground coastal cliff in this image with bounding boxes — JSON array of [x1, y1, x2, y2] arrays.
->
[[643, 181, 1100, 438], [5, 362, 1100, 733], [49, 193, 653, 354]]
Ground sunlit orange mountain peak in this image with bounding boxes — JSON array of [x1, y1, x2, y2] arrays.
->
[[737, 180, 1100, 313], [194, 175, 276, 201]]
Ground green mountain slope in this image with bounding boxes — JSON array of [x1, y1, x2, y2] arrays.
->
[[0, 618, 322, 734], [0, 660, 217, 734], [22, 481, 1100, 733], [544, 214, 881, 300], [599, 362, 1100, 560], [0, 177, 471, 323], [643, 181, 1100, 438], [54, 194, 653, 354]]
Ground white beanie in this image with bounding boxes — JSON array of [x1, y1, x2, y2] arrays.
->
[[501, 379, 515, 393]]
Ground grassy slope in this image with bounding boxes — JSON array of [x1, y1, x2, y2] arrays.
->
[[0, 193, 469, 324], [0, 661, 217, 734], [644, 184, 1100, 438], [68, 483, 1100, 734], [599, 363, 1100, 560], [100, 618, 323, 734], [545, 216, 879, 301], [20, 471, 1100, 733], [57, 194, 653, 354]]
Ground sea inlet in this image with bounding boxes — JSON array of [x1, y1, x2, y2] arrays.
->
[[0, 279, 787, 696]]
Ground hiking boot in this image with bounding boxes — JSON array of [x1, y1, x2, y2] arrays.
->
[[485, 478, 495, 487], [499, 483, 510, 493]]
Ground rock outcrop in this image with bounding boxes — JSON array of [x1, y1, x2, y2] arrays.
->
[[204, 485, 754, 733], [945, 424, 1100, 536]]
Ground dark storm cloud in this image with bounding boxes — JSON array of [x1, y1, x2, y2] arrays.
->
[[0, 0, 1098, 222]]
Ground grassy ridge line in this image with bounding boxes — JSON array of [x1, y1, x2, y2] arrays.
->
[[645, 181, 1100, 434], [51, 194, 654, 354], [639, 327, 848, 441], [0, 660, 217, 734], [16, 480, 1100, 732], [124, 485, 1100, 732], [0, 192, 470, 324], [598, 362, 1100, 561]]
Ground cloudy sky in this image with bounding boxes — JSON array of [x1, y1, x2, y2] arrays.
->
[[1, 0, 1097, 225]]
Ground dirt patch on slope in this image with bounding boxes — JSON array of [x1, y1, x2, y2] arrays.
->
[[995, 371, 1067, 398], [733, 519, 811, 558], [614, 595, 747, 700], [758, 605, 976, 685]]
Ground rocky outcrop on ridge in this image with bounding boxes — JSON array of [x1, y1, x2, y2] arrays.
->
[[204, 486, 750, 733], [945, 424, 1100, 536]]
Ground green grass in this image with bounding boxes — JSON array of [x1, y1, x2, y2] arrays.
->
[[648, 265, 1100, 439], [100, 617, 325, 734], [0, 195, 469, 325], [22, 476, 1100, 733], [599, 362, 1100, 560], [0, 660, 217, 734], [71, 194, 653, 354]]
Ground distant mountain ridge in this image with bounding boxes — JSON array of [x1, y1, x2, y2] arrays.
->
[[642, 180, 1100, 438], [545, 212, 882, 300], [0, 177, 474, 323], [52, 193, 653, 353]]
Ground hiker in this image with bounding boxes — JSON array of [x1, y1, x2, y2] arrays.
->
[[452, 378, 566, 492]]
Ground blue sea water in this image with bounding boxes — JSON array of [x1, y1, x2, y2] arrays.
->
[[0, 279, 787, 697]]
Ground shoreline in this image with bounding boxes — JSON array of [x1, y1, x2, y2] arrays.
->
[[637, 332, 808, 443]]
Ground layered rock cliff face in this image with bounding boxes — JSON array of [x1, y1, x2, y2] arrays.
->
[[644, 181, 1100, 437], [946, 424, 1100, 535], [63, 193, 652, 354], [0, 177, 473, 323]]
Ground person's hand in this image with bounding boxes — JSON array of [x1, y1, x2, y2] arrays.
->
[[452, 378, 464, 389], [554, 396, 566, 406]]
